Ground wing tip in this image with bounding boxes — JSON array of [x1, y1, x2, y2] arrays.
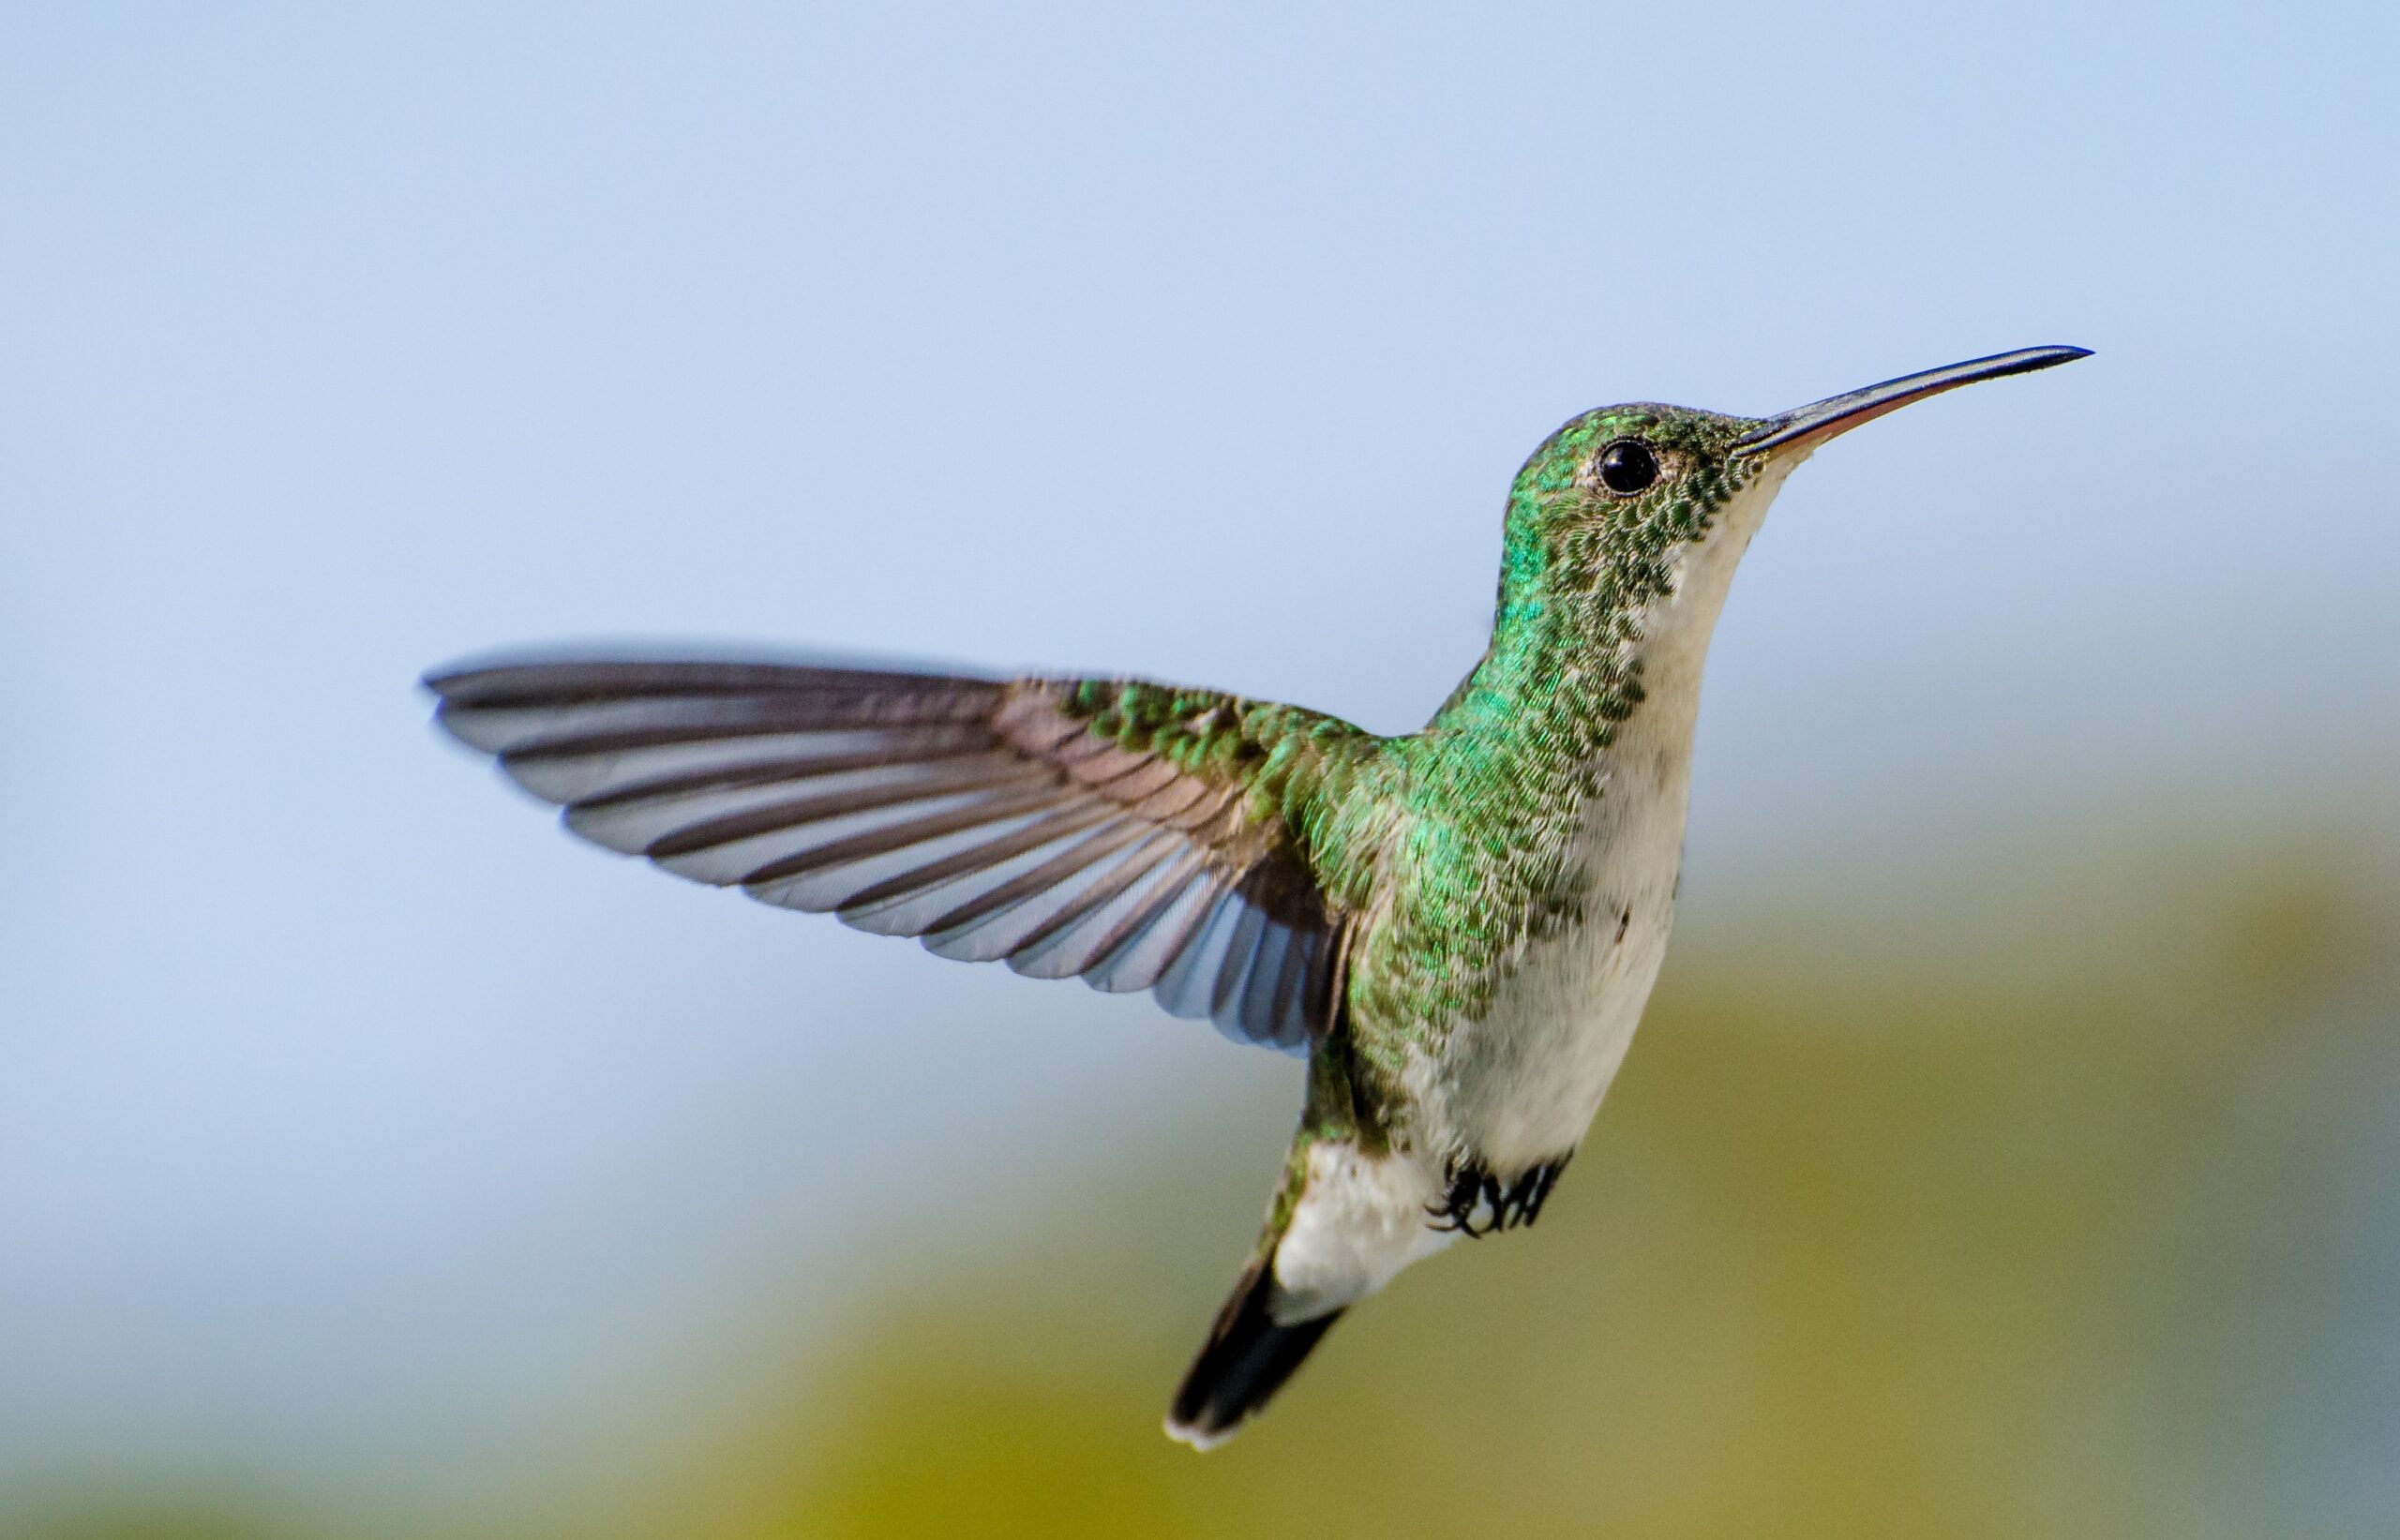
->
[[420, 644, 1006, 707]]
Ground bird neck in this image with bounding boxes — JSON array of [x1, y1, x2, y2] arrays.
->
[[1425, 456, 1795, 783], [1348, 537, 1672, 1043], [1428, 502, 1662, 759]]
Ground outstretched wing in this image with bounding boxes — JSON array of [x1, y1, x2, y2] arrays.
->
[[427, 657, 1375, 1054]]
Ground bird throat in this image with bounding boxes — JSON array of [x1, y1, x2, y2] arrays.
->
[[1343, 456, 1799, 1049]]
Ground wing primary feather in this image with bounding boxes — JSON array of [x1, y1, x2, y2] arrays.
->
[[1209, 902, 1274, 1019], [472, 695, 992, 760], [921, 827, 1164, 963], [1017, 845, 1210, 979], [1086, 873, 1223, 995], [916, 817, 1157, 938], [1222, 917, 1292, 1042], [427, 660, 993, 708], [1149, 891, 1227, 1013], [737, 784, 1070, 889], [561, 729, 995, 810], [1003, 836, 1192, 964], [833, 800, 1118, 916], [1265, 929, 1313, 1047], [644, 756, 1043, 860]]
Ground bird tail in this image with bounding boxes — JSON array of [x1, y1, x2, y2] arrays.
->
[[1165, 1129, 1354, 1450], [1164, 1241, 1344, 1451], [1169, 1017, 1420, 1449]]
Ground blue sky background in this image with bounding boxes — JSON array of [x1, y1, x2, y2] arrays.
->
[[2, 0, 2394, 1519]]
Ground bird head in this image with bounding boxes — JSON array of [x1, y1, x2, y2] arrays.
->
[[1496, 347, 2091, 624]]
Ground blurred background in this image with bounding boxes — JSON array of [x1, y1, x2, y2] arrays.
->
[[4, 4, 2395, 1536]]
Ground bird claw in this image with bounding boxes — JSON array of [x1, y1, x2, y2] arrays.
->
[[1426, 1155, 1571, 1237]]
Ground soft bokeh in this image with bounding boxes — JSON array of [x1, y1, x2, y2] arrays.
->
[[624, 830, 2400, 1540], [2, 4, 2393, 1537]]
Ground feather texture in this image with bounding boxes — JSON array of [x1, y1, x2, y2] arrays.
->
[[427, 657, 1368, 1054]]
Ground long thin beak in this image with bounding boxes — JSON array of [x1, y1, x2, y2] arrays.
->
[[1731, 345, 2091, 458]]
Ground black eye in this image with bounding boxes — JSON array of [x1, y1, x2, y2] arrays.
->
[[1597, 440, 1659, 496]]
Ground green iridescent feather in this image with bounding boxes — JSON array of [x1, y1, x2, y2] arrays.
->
[[1058, 408, 1765, 1097]]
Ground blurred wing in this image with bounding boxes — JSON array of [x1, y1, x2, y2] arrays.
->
[[427, 658, 1366, 1054]]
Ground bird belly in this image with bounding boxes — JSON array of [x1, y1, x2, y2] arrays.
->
[[1426, 880, 1675, 1173], [1414, 733, 1693, 1174], [1269, 748, 1691, 1318]]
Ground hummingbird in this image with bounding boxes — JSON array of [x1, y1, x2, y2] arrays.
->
[[426, 345, 2088, 1448]]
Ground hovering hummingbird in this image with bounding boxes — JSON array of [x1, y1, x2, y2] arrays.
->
[[427, 345, 2088, 1448]]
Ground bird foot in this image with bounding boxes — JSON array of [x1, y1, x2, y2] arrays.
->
[[1427, 1154, 1571, 1238]]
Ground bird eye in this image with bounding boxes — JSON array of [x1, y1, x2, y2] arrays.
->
[[1596, 440, 1660, 497]]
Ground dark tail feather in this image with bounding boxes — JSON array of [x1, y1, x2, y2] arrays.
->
[[1164, 1250, 1343, 1449]]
